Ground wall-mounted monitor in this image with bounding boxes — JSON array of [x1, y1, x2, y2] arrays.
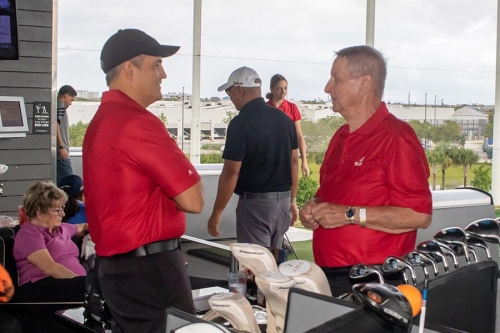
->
[[0, 96, 29, 132], [0, 0, 19, 60]]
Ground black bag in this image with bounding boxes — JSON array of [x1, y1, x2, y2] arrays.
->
[[83, 256, 112, 332]]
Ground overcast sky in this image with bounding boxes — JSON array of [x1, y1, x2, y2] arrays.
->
[[57, 0, 497, 105]]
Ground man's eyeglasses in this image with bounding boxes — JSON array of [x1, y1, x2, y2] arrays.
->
[[49, 206, 65, 216], [225, 85, 241, 96]]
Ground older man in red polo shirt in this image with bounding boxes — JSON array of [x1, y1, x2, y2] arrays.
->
[[299, 45, 432, 297]]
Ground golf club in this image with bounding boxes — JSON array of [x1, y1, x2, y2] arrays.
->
[[466, 234, 492, 260], [416, 241, 449, 273], [255, 271, 295, 333], [434, 227, 470, 263], [434, 241, 459, 269], [349, 263, 385, 284], [352, 283, 414, 332], [404, 251, 430, 280], [382, 256, 417, 285], [207, 292, 260, 333], [278, 260, 332, 296]]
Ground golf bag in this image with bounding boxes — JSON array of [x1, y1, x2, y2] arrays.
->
[[83, 256, 112, 332]]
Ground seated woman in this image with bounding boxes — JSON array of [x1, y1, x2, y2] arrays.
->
[[13, 181, 88, 305], [58, 174, 86, 224]]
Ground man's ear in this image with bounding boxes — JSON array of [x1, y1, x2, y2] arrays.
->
[[122, 61, 135, 79], [359, 75, 373, 96]]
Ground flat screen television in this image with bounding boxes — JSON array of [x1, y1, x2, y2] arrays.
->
[[0, 0, 19, 60], [0, 96, 29, 132]]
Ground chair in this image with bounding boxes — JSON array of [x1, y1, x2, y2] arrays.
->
[[0, 226, 85, 333]]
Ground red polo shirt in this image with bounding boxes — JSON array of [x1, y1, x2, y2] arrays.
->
[[83, 90, 201, 256], [313, 102, 432, 267], [267, 99, 301, 122]]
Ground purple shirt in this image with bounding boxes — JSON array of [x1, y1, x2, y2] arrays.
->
[[14, 222, 86, 286]]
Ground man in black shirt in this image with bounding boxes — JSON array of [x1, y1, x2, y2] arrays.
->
[[207, 66, 299, 249]]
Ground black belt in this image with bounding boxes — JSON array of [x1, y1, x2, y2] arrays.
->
[[108, 238, 180, 259], [239, 190, 291, 200]]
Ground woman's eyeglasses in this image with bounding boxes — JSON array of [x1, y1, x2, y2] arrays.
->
[[49, 206, 65, 216]]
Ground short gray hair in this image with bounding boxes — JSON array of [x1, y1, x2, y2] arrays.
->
[[24, 181, 67, 219], [105, 54, 147, 86], [336, 45, 387, 98]]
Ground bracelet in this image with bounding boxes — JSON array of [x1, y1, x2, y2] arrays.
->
[[291, 198, 296, 203], [359, 208, 367, 228]]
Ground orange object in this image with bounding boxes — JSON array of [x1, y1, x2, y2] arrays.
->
[[397, 284, 422, 317], [0, 264, 14, 302], [18, 205, 27, 226]]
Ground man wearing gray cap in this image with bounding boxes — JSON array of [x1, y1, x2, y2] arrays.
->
[[83, 29, 203, 333], [207, 66, 299, 249]]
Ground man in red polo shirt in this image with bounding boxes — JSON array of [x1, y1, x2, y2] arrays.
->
[[299, 45, 432, 297], [83, 29, 203, 333]]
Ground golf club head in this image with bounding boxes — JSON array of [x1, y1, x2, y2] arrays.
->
[[464, 218, 500, 244], [404, 251, 430, 280], [434, 240, 459, 268], [434, 227, 471, 263], [382, 256, 417, 285], [466, 234, 492, 260], [352, 283, 414, 331], [467, 246, 478, 262], [414, 250, 439, 276], [230, 243, 278, 276], [278, 260, 332, 296], [207, 292, 260, 333], [417, 240, 450, 272], [349, 263, 385, 284], [255, 271, 295, 333]]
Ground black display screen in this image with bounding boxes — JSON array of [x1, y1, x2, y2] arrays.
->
[[0, 0, 18, 60]]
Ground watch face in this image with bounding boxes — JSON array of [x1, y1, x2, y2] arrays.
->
[[346, 207, 355, 219]]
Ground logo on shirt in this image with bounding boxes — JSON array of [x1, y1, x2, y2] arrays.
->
[[188, 170, 193, 176], [354, 156, 365, 167]]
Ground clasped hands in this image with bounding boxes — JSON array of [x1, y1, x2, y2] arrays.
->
[[299, 199, 349, 230]]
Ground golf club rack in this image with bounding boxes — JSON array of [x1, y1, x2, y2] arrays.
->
[[166, 219, 499, 333]]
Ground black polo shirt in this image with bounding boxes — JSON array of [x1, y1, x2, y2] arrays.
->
[[223, 97, 298, 195]]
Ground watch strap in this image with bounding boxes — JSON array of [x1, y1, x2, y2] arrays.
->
[[359, 208, 367, 228]]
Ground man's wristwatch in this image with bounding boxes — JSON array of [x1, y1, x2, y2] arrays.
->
[[345, 206, 355, 223]]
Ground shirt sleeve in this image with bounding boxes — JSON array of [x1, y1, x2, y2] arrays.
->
[[386, 130, 432, 214], [290, 103, 302, 122], [120, 114, 201, 199], [57, 106, 65, 124], [13, 226, 46, 260]]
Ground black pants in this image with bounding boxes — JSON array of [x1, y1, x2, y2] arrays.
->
[[98, 249, 195, 333], [321, 266, 405, 297], [13, 276, 86, 333]]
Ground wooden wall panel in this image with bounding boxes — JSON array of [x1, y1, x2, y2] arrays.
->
[[0, 0, 53, 215], [17, 0, 52, 12], [0, 57, 52, 73], [0, 149, 52, 165], [0, 87, 52, 103], [17, 10, 52, 28], [18, 41, 52, 58], [18, 26, 52, 43]]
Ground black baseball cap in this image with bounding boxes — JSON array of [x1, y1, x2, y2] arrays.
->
[[100, 29, 180, 74]]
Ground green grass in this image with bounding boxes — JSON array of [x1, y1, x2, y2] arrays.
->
[[288, 240, 314, 262], [305, 161, 491, 190]]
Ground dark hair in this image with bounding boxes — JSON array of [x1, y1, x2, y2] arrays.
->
[[335, 45, 387, 97], [58, 85, 77, 97], [62, 196, 81, 222], [266, 74, 287, 100]]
